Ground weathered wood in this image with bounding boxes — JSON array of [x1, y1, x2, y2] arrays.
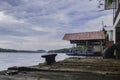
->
[[41, 54, 57, 65]]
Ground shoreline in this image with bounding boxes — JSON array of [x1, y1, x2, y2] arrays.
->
[[0, 57, 120, 80]]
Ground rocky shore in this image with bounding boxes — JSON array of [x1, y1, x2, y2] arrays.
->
[[0, 57, 120, 80]]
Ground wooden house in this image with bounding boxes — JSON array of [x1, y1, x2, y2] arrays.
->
[[63, 31, 106, 56]]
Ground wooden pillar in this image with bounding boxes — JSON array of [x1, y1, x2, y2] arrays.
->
[[100, 40, 103, 53], [73, 43, 75, 48], [85, 41, 88, 55], [73, 43, 77, 54]]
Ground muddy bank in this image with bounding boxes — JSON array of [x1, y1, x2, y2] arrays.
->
[[0, 57, 120, 80]]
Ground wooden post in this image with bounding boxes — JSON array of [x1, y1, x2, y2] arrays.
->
[[100, 41, 103, 53], [86, 41, 88, 55]]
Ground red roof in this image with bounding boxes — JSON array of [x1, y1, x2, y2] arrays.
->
[[63, 31, 105, 41]]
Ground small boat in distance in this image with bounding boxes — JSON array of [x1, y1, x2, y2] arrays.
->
[[66, 52, 102, 56], [66, 48, 101, 56]]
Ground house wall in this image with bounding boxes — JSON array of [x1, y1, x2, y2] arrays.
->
[[113, 0, 120, 25], [115, 27, 120, 59], [113, 10, 120, 28], [105, 0, 120, 59], [106, 30, 113, 41], [113, 0, 120, 59], [111, 0, 120, 43]]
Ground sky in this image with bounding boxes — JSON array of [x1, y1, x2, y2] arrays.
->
[[0, 0, 113, 51]]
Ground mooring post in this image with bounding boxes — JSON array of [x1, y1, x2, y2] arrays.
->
[[41, 54, 57, 65]]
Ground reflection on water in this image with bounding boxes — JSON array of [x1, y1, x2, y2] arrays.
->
[[0, 53, 69, 71]]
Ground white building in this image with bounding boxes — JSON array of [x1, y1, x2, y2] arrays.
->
[[105, 0, 120, 58]]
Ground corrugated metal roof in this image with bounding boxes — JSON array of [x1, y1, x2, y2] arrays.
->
[[63, 31, 105, 41]]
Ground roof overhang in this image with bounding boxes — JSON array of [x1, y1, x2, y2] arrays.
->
[[70, 40, 104, 45], [63, 31, 105, 41]]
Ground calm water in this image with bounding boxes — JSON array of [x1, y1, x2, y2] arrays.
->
[[0, 53, 69, 71]]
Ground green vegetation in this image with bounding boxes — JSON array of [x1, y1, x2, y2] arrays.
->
[[48, 46, 94, 53], [0, 48, 47, 53], [107, 0, 113, 5], [48, 48, 70, 53], [0, 48, 18, 52], [109, 0, 113, 4]]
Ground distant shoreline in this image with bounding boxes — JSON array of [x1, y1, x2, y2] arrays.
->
[[0, 48, 47, 53]]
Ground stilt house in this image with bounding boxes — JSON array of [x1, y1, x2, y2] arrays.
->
[[63, 31, 106, 56]]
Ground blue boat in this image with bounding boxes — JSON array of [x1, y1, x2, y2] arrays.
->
[[66, 51, 95, 56]]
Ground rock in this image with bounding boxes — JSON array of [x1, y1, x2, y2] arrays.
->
[[8, 66, 40, 72], [6, 70, 19, 75]]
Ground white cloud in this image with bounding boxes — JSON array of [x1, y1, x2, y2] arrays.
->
[[53, 13, 70, 23], [0, 11, 24, 23], [0, 0, 113, 50], [85, 13, 113, 31], [31, 26, 57, 33]]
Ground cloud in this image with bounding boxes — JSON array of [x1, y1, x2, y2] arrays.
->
[[0, 11, 23, 23], [0, 0, 113, 50]]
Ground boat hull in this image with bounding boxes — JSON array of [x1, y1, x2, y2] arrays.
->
[[66, 52, 101, 56]]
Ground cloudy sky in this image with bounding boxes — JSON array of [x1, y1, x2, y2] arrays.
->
[[0, 0, 113, 51]]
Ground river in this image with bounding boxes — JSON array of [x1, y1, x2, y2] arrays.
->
[[0, 53, 70, 71]]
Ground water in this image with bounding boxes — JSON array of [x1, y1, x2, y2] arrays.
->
[[0, 53, 69, 71]]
